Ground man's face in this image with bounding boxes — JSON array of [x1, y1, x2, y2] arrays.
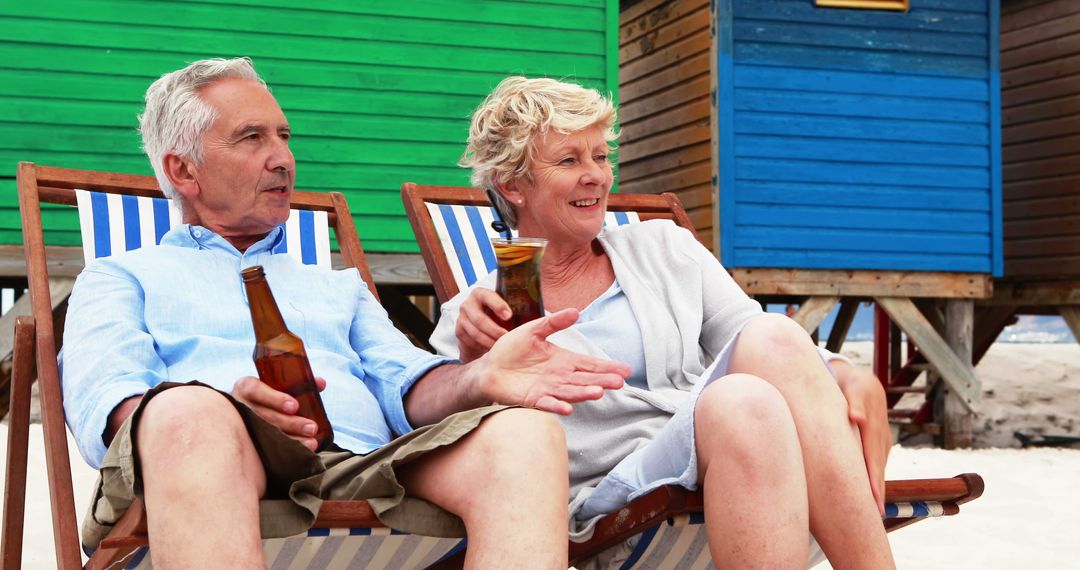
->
[[181, 77, 295, 244]]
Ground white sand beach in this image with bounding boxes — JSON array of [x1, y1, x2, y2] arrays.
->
[[2, 341, 1078, 568]]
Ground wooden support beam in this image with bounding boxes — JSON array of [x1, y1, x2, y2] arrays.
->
[[791, 296, 839, 334], [826, 299, 859, 352], [0, 279, 75, 418], [1061, 306, 1080, 345], [943, 300, 975, 449], [734, 268, 991, 299], [875, 297, 979, 411], [982, 280, 1080, 306]]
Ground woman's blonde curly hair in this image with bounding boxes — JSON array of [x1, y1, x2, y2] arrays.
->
[[459, 76, 617, 227]]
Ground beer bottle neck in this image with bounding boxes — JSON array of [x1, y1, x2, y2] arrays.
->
[[243, 276, 288, 341]]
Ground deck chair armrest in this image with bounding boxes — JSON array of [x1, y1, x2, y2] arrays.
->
[[568, 485, 704, 564]]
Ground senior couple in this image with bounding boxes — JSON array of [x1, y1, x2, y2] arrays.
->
[[63, 57, 895, 568]]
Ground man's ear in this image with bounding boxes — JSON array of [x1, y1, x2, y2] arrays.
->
[[161, 153, 199, 200]]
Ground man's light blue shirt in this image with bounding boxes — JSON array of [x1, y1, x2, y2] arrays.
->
[[60, 224, 453, 469]]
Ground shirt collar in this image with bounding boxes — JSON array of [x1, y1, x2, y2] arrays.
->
[[160, 224, 285, 257]]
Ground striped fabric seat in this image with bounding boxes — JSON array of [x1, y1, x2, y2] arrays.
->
[[75, 189, 332, 268], [122, 531, 465, 569], [427, 201, 638, 293]]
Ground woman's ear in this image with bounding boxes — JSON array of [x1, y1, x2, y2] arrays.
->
[[496, 180, 525, 207], [161, 153, 199, 200]]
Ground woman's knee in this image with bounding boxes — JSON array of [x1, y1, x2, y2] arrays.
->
[[695, 374, 800, 469], [738, 313, 816, 357]]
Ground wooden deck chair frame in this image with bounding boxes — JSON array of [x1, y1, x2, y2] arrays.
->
[[1, 163, 452, 570], [401, 182, 986, 567]]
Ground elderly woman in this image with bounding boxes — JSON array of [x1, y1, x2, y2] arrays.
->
[[431, 77, 895, 568]]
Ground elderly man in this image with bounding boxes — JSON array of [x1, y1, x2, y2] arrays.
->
[[61, 57, 629, 569]]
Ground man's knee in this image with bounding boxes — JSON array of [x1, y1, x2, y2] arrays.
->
[[475, 408, 566, 458], [137, 386, 250, 457]]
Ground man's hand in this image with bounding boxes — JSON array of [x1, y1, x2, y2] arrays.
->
[[469, 308, 631, 415], [454, 288, 513, 362], [832, 360, 891, 515], [232, 376, 327, 451]]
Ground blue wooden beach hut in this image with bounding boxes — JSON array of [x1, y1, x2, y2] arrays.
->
[[619, 0, 1001, 446]]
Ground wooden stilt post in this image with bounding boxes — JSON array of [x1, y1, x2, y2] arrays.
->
[[943, 300, 975, 448], [874, 303, 890, 388]]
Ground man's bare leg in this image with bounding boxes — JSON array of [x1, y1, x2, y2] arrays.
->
[[695, 374, 809, 567], [728, 314, 895, 570], [398, 408, 569, 569], [137, 387, 267, 569]]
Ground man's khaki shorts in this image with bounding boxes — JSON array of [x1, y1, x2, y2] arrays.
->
[[82, 381, 507, 550]]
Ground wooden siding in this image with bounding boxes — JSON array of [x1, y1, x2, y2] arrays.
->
[[722, 0, 1000, 274], [0, 0, 617, 252], [1001, 0, 1080, 279], [618, 0, 715, 247]]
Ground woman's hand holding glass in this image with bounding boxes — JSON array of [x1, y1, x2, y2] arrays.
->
[[455, 288, 515, 362]]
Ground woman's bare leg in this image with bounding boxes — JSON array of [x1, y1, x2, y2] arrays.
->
[[728, 313, 895, 570], [695, 373, 809, 568]]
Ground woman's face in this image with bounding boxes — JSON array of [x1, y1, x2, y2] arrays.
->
[[508, 125, 614, 246]]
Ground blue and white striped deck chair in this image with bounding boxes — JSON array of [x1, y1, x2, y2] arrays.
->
[[399, 183, 987, 569], [74, 189, 333, 269], [12, 164, 465, 570]]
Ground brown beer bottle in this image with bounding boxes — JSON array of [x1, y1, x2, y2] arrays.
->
[[241, 265, 334, 450]]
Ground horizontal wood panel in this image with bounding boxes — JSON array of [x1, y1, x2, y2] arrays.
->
[[1004, 214, 1080, 239], [735, 19, 988, 58], [735, 88, 989, 124], [619, 122, 710, 163], [735, 65, 989, 101], [1002, 114, 1080, 145], [736, 158, 990, 190], [1003, 154, 1080, 182], [737, 112, 990, 145], [620, 48, 708, 103], [1001, 30, 1080, 72], [1001, 11, 1080, 52], [619, 28, 707, 84], [620, 70, 709, 123], [737, 42, 988, 78], [733, 248, 991, 273], [735, 226, 989, 255], [1003, 133, 1080, 163], [1004, 236, 1080, 257], [621, 96, 709, 138], [620, 4, 709, 64], [1003, 174, 1080, 201], [737, 180, 990, 212], [736, 0, 987, 33], [734, 267, 991, 298], [736, 203, 990, 233], [1002, 94, 1080, 125], [1003, 256, 1080, 278], [620, 0, 704, 45], [1002, 0, 1080, 32], [617, 143, 710, 181], [737, 134, 989, 168], [1001, 53, 1080, 91], [670, 183, 713, 209], [1001, 73, 1080, 109], [1002, 194, 1080, 218], [619, 159, 710, 195]]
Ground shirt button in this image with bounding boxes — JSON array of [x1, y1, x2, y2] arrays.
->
[[193, 229, 202, 238]]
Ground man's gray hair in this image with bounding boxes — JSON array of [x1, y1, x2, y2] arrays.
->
[[138, 57, 266, 204]]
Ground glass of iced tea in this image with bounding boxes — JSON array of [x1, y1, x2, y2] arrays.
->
[[491, 237, 547, 328]]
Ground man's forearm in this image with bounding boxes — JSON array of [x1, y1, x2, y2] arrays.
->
[[403, 362, 489, 427]]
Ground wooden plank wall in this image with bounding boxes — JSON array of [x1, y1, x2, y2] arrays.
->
[[0, 0, 616, 253], [617, 0, 714, 248], [1001, 0, 1080, 279], [723, 0, 998, 273]]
